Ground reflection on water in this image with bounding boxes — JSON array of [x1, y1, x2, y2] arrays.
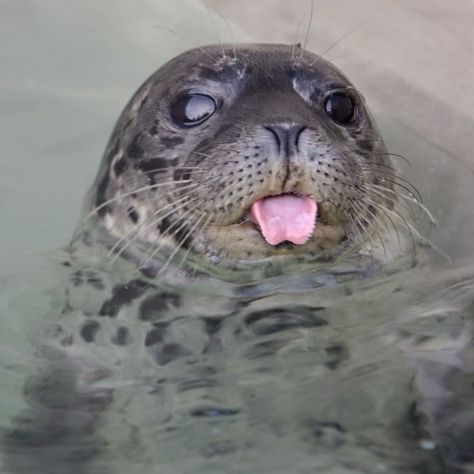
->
[[1, 252, 473, 473]]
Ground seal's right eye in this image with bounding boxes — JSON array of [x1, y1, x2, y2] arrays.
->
[[170, 94, 216, 127]]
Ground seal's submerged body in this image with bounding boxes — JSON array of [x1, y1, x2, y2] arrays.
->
[[6, 45, 473, 474]]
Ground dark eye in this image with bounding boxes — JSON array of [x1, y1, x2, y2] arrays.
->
[[324, 92, 356, 125], [170, 94, 216, 127]]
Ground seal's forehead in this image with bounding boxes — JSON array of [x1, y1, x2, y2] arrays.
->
[[157, 43, 350, 88]]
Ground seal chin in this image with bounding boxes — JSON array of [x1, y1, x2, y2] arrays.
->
[[202, 214, 346, 264]]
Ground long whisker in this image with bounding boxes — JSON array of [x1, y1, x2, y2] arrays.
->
[[139, 205, 203, 272], [352, 196, 402, 251], [354, 161, 421, 201], [203, 0, 226, 59], [316, 28, 358, 63], [213, 7, 237, 60], [373, 151, 413, 167], [344, 209, 375, 256], [107, 194, 198, 262], [360, 183, 432, 226], [301, 0, 315, 55], [292, 13, 307, 60], [349, 199, 392, 255], [82, 180, 197, 224], [178, 212, 214, 269], [354, 192, 418, 254], [162, 211, 210, 273]]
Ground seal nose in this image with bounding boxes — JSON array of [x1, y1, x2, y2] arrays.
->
[[264, 124, 306, 155]]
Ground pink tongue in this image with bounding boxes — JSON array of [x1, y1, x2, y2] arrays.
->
[[249, 195, 317, 246]]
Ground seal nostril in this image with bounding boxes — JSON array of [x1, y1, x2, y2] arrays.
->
[[264, 126, 282, 153], [264, 125, 307, 155]]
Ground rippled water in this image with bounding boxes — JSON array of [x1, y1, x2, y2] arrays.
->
[[1, 250, 474, 473], [2, 1, 474, 473]]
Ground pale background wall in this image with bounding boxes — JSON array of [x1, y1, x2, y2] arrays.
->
[[0, 0, 473, 259]]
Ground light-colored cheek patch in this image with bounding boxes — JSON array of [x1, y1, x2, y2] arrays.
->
[[249, 194, 317, 245]]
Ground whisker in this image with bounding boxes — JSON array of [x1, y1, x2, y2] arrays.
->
[[151, 24, 219, 62], [316, 28, 358, 62], [292, 13, 307, 60], [353, 196, 402, 251], [138, 203, 203, 270], [107, 195, 198, 262], [345, 210, 374, 255], [178, 212, 214, 269], [360, 183, 431, 226], [301, 0, 315, 56], [203, 0, 226, 59], [360, 175, 422, 206], [213, 7, 237, 60], [349, 199, 391, 255], [164, 211, 211, 273], [373, 151, 413, 167], [82, 180, 197, 224]]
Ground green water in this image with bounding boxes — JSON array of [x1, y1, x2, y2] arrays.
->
[[1, 1, 474, 473], [1, 251, 474, 473]]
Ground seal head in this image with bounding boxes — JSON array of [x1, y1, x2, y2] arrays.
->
[[77, 44, 410, 271]]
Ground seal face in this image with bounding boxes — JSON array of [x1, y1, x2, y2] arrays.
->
[[77, 44, 409, 270]]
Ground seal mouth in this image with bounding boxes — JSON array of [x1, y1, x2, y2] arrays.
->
[[248, 193, 318, 246]]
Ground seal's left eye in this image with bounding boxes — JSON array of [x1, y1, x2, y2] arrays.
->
[[171, 94, 216, 127]]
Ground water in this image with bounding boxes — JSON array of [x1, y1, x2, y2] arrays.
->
[[1, 251, 473, 473], [1, 1, 474, 473]]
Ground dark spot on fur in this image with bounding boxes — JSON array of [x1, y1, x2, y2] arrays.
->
[[156, 343, 190, 365], [203, 317, 223, 336], [157, 217, 191, 248], [173, 168, 191, 181], [71, 271, 83, 287], [144, 326, 166, 346], [191, 407, 240, 417], [357, 139, 375, 151], [99, 279, 150, 317], [127, 207, 139, 223], [160, 136, 184, 147], [113, 159, 128, 176], [177, 379, 219, 392], [85, 272, 105, 290], [127, 134, 144, 159], [245, 306, 327, 336], [139, 292, 180, 321], [172, 221, 192, 249], [158, 216, 172, 234], [137, 157, 177, 173], [60, 334, 74, 347], [111, 327, 130, 346], [80, 320, 100, 343], [149, 120, 159, 136], [324, 343, 349, 370], [245, 339, 289, 358]]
